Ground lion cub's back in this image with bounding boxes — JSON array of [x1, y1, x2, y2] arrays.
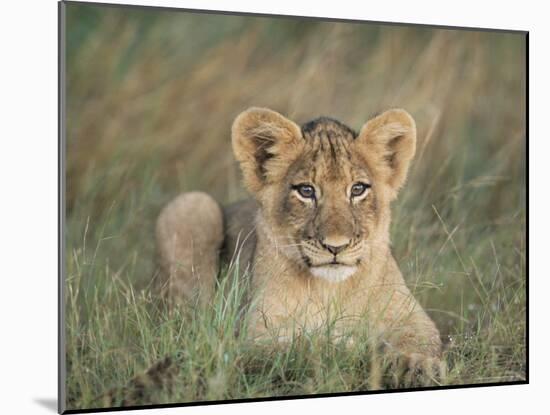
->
[[221, 199, 259, 273]]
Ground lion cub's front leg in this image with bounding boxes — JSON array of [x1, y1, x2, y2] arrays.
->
[[370, 281, 445, 386], [384, 316, 446, 387], [155, 191, 224, 306]]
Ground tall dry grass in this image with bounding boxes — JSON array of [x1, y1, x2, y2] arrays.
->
[[66, 6, 525, 212], [64, 3, 526, 410]]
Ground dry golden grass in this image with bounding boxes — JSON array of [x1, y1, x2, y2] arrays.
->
[[66, 7, 524, 212]]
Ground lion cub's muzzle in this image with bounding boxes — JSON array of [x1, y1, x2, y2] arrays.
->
[[299, 236, 364, 282], [319, 236, 351, 256]]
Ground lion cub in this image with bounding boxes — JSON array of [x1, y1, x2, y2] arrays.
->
[[156, 107, 443, 374]]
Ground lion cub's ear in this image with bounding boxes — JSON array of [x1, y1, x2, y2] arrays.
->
[[355, 109, 416, 200], [232, 107, 303, 194]]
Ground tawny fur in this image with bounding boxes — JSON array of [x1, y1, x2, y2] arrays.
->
[[155, 192, 223, 306], [155, 107, 443, 374]]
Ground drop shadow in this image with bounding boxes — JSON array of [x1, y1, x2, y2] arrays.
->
[[34, 398, 57, 412]]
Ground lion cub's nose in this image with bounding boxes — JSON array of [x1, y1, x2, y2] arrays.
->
[[321, 236, 351, 255]]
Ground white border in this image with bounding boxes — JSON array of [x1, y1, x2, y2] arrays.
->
[[1, 0, 543, 414]]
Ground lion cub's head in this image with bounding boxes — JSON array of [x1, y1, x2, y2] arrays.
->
[[232, 107, 416, 283]]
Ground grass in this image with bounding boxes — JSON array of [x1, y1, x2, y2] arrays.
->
[[63, 3, 526, 411]]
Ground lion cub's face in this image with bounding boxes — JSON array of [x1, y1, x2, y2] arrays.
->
[[232, 107, 416, 283]]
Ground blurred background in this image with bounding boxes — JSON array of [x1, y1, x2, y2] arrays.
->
[[64, 3, 526, 401], [66, 4, 525, 212]]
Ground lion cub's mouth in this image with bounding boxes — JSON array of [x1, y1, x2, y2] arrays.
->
[[309, 264, 357, 283]]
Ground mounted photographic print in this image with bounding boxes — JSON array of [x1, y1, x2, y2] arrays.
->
[[59, 1, 528, 413]]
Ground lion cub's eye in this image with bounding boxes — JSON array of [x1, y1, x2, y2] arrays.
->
[[293, 184, 316, 199], [350, 182, 371, 198]]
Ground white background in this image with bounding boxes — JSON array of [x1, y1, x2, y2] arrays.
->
[[0, 0, 541, 413]]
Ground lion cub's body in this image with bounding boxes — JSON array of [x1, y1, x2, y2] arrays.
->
[[156, 107, 442, 366]]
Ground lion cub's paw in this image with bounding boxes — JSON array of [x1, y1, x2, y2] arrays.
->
[[390, 353, 447, 388]]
